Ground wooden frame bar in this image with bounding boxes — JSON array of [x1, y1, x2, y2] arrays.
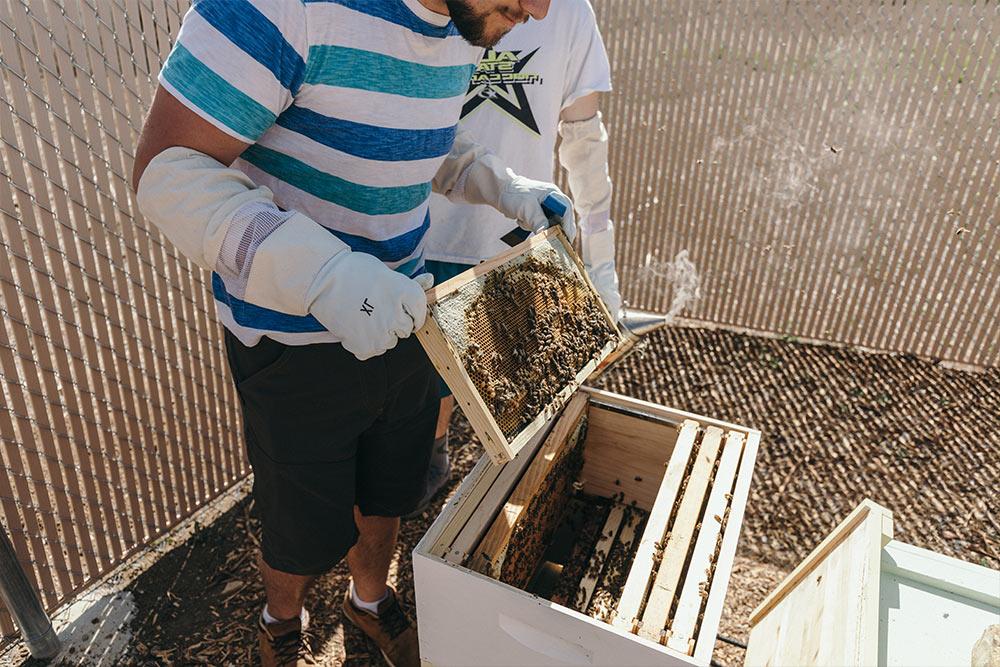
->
[[666, 431, 745, 653], [613, 420, 700, 631], [445, 423, 556, 564], [470, 393, 590, 578], [640, 426, 725, 642], [576, 504, 626, 612], [693, 430, 760, 663], [416, 228, 620, 463]]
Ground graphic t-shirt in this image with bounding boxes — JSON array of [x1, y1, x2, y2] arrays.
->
[[425, 0, 612, 265], [158, 0, 480, 345]]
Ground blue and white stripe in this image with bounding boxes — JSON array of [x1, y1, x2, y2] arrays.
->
[[158, 0, 479, 344]]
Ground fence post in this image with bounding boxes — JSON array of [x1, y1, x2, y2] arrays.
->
[[0, 524, 60, 659]]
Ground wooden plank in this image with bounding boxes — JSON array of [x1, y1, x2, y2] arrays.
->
[[693, 429, 760, 663], [580, 404, 681, 510], [744, 499, 894, 667], [576, 504, 625, 612], [857, 505, 885, 667], [584, 505, 645, 621], [639, 426, 725, 642], [429, 456, 505, 558], [445, 421, 556, 564], [666, 431, 744, 654], [470, 393, 589, 580], [415, 310, 510, 463], [581, 386, 757, 435], [613, 419, 700, 632], [748, 499, 893, 626]]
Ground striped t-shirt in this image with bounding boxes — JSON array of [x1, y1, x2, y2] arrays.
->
[[159, 0, 481, 346]]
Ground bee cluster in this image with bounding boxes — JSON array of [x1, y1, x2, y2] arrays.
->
[[459, 249, 617, 441], [547, 495, 612, 606], [580, 505, 648, 622], [494, 416, 588, 588]]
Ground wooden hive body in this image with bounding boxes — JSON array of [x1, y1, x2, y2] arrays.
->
[[745, 500, 1000, 667], [414, 387, 762, 666]]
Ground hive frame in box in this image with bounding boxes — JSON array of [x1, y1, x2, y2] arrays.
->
[[415, 227, 621, 464], [470, 393, 591, 581], [413, 386, 761, 667]]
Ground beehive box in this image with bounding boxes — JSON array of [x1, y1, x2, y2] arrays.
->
[[744, 500, 1000, 667], [415, 227, 621, 464], [413, 386, 761, 666]]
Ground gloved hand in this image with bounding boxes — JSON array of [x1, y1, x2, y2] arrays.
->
[[306, 251, 430, 360], [493, 170, 576, 243], [433, 130, 576, 242]]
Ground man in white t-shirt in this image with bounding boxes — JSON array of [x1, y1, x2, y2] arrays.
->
[[413, 0, 622, 510]]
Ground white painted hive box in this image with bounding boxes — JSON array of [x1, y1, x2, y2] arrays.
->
[[413, 387, 761, 666], [744, 499, 1000, 667]]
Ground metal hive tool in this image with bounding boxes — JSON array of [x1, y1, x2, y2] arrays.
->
[[416, 228, 621, 464]]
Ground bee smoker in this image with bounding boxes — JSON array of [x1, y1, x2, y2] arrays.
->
[[590, 307, 671, 379]]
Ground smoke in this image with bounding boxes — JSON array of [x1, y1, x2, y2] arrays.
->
[[640, 249, 701, 323]]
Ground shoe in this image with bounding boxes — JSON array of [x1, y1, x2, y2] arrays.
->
[[342, 586, 419, 667], [258, 612, 317, 666], [404, 435, 451, 519]]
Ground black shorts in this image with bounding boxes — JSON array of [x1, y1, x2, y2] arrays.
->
[[224, 330, 438, 576]]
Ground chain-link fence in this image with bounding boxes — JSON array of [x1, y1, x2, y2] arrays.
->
[[0, 0, 246, 639], [599, 1, 998, 367], [0, 0, 997, 645]]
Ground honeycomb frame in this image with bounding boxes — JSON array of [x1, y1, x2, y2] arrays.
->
[[415, 227, 621, 463]]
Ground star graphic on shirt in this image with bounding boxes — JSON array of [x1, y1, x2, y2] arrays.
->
[[461, 47, 543, 135]]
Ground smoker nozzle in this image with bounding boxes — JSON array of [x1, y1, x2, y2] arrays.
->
[[619, 308, 669, 339], [590, 308, 670, 380]]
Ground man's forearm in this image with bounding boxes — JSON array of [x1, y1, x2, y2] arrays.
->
[[559, 111, 622, 319], [432, 128, 577, 241], [558, 111, 612, 224], [431, 129, 491, 203], [136, 146, 349, 316]]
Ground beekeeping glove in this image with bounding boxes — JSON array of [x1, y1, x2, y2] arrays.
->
[[136, 146, 429, 360], [558, 112, 622, 320], [433, 129, 576, 242]]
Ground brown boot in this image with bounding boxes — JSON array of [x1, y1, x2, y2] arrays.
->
[[258, 613, 317, 666], [342, 586, 419, 667]]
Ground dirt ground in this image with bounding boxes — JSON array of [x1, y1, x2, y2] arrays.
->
[[13, 326, 998, 666]]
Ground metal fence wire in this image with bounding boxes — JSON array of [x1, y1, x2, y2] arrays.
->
[[0, 0, 997, 643], [597, 1, 999, 366], [0, 0, 245, 639]]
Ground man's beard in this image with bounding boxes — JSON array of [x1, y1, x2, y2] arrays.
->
[[445, 0, 511, 48]]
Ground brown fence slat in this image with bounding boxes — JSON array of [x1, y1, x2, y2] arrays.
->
[[0, 0, 245, 643]]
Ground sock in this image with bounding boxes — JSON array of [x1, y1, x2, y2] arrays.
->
[[350, 581, 388, 615], [434, 431, 449, 455], [263, 604, 309, 627]]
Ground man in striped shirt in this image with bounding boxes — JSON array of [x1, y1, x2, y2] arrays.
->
[[131, 1, 571, 665]]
